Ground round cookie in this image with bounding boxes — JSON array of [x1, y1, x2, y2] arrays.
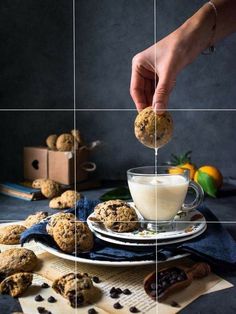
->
[[52, 272, 95, 307], [94, 200, 139, 232], [46, 212, 76, 236], [0, 225, 27, 245], [32, 178, 47, 189], [56, 133, 74, 152], [60, 190, 81, 208], [24, 211, 48, 228], [41, 179, 61, 199], [49, 197, 66, 209], [0, 272, 33, 297], [52, 219, 94, 253], [0, 248, 38, 281], [134, 106, 173, 148], [46, 134, 58, 150]]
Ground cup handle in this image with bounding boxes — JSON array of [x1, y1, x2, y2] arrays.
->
[[181, 181, 204, 212]]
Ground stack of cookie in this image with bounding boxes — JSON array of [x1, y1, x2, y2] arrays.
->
[[46, 129, 83, 152]]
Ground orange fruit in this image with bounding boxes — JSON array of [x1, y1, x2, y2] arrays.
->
[[169, 162, 196, 180], [194, 166, 223, 188]]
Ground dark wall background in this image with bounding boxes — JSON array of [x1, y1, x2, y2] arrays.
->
[[0, 0, 236, 181]]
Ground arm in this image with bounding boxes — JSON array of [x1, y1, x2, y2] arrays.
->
[[130, 0, 236, 113]]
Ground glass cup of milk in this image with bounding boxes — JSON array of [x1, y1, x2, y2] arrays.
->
[[127, 166, 204, 231]]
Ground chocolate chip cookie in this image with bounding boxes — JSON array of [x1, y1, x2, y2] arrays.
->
[[46, 134, 58, 150], [49, 196, 66, 209], [94, 200, 139, 232], [24, 211, 48, 228], [0, 248, 38, 281], [32, 178, 47, 189], [52, 219, 93, 253], [0, 225, 27, 244], [56, 133, 74, 152], [0, 272, 33, 297], [60, 190, 81, 208], [52, 273, 95, 307], [134, 106, 173, 148], [41, 179, 61, 199], [46, 212, 76, 236]]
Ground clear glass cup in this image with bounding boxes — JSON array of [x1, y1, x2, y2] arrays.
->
[[127, 166, 204, 231]]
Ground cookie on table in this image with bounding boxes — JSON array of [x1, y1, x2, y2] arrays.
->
[[32, 178, 47, 189], [40, 179, 61, 199], [0, 225, 27, 245], [49, 196, 67, 209], [56, 133, 74, 152], [134, 106, 173, 148], [94, 199, 139, 232], [46, 212, 76, 236], [24, 211, 48, 228], [0, 248, 37, 281], [52, 219, 93, 253], [0, 272, 33, 297], [60, 190, 81, 208], [53, 272, 95, 307], [46, 134, 58, 150]]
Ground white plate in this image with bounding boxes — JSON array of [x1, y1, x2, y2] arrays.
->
[[93, 224, 207, 247], [87, 204, 206, 242], [38, 242, 189, 267]]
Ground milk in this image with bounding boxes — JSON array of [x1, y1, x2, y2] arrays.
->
[[128, 175, 189, 221]]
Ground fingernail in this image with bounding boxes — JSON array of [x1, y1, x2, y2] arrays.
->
[[152, 102, 166, 115]]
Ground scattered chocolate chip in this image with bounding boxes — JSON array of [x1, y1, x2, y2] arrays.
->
[[110, 292, 119, 299], [113, 302, 123, 309], [37, 307, 45, 314], [92, 276, 100, 283], [88, 309, 97, 314], [123, 288, 132, 295], [110, 287, 117, 294], [116, 288, 122, 294], [170, 300, 181, 308], [47, 296, 57, 303], [35, 294, 44, 302], [129, 306, 139, 313], [41, 282, 50, 288]]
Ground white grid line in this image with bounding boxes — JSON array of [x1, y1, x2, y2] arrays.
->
[[2, 108, 236, 111]]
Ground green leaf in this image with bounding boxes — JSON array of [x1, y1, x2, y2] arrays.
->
[[99, 187, 132, 201], [197, 170, 217, 198]]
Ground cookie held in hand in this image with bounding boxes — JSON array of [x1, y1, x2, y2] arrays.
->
[[134, 106, 173, 148], [0, 272, 33, 297]]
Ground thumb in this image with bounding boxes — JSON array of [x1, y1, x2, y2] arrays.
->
[[152, 75, 176, 114]]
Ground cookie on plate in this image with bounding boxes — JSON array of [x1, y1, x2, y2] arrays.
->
[[46, 134, 58, 150], [134, 106, 173, 148], [56, 133, 74, 152], [52, 219, 93, 253], [24, 211, 48, 228], [0, 272, 33, 297], [0, 225, 27, 245], [60, 190, 81, 208], [94, 199, 139, 232], [0, 248, 38, 281], [49, 196, 66, 209], [46, 212, 76, 236], [41, 179, 61, 199], [53, 272, 95, 307], [32, 178, 47, 189]]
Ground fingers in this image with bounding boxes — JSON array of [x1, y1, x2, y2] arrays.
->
[[152, 76, 176, 114], [130, 66, 146, 111]]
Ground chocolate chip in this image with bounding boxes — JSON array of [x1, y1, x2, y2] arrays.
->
[[92, 276, 100, 283], [170, 300, 181, 308], [110, 292, 119, 299], [123, 288, 132, 295], [88, 309, 97, 314], [113, 302, 123, 309], [37, 307, 45, 314], [47, 296, 57, 303], [116, 288, 122, 294], [129, 306, 139, 313], [35, 295, 44, 302], [110, 287, 117, 294], [41, 282, 50, 288]]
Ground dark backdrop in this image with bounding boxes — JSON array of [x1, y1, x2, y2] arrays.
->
[[0, 0, 236, 181]]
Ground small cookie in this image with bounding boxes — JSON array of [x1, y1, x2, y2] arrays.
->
[[53, 219, 93, 253], [52, 272, 95, 307], [41, 179, 61, 199], [60, 190, 81, 208], [24, 211, 48, 228], [94, 200, 139, 232], [0, 248, 37, 281], [0, 272, 33, 297], [46, 134, 58, 150], [134, 106, 173, 148], [71, 129, 83, 146], [32, 178, 47, 189], [46, 212, 76, 236], [0, 225, 27, 245], [49, 197, 66, 209], [56, 133, 74, 152]]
